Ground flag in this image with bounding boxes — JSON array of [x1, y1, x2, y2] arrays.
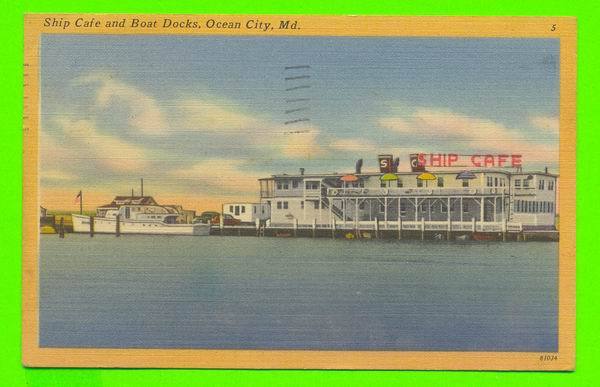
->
[[74, 190, 82, 204]]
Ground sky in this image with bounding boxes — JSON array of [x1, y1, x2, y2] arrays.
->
[[40, 35, 559, 212]]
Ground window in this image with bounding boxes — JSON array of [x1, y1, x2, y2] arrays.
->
[[463, 202, 469, 213], [253, 207, 257, 214], [437, 177, 444, 187], [515, 200, 520, 212], [283, 201, 288, 209], [241, 206, 245, 213], [283, 183, 289, 190], [523, 179, 530, 188], [462, 180, 469, 187], [305, 181, 319, 190], [277, 202, 282, 209], [300, 201, 304, 209], [539, 180, 545, 190], [397, 178, 403, 187], [292, 180, 298, 189], [229, 205, 233, 212], [515, 179, 521, 188], [440, 203, 448, 213], [487, 176, 493, 187], [313, 201, 319, 210], [417, 179, 423, 187], [548, 180, 554, 190], [494, 177, 498, 187], [277, 182, 282, 190], [400, 202, 407, 213]]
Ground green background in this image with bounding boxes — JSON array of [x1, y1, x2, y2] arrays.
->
[[1, 0, 597, 385]]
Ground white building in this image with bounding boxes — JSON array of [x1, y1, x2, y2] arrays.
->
[[258, 158, 558, 231], [223, 202, 271, 223]]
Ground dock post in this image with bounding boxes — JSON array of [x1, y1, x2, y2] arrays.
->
[[472, 217, 476, 233], [90, 216, 94, 237], [331, 218, 336, 239], [397, 217, 402, 240], [293, 218, 298, 237], [502, 219, 507, 242], [375, 218, 379, 239], [421, 217, 425, 241], [447, 218, 451, 241], [255, 219, 260, 237], [219, 216, 224, 236], [58, 218, 65, 239], [312, 218, 317, 238], [115, 214, 121, 237]]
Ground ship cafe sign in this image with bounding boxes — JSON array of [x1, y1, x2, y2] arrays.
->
[[378, 153, 523, 173]]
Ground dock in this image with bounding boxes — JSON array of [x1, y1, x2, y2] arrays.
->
[[212, 218, 559, 241]]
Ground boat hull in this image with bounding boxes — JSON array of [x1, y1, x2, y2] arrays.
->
[[72, 214, 210, 236]]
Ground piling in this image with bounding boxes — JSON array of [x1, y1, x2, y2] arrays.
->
[[420, 217, 425, 241], [472, 217, 476, 232], [447, 218, 451, 241], [90, 216, 94, 237], [331, 218, 336, 239], [58, 218, 65, 239], [502, 219, 507, 242], [255, 219, 260, 237], [397, 217, 402, 240], [374, 218, 379, 239], [115, 214, 121, 237], [312, 218, 316, 238], [220, 216, 224, 236], [293, 218, 298, 237]]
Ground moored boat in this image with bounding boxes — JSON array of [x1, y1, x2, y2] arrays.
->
[[72, 196, 210, 236]]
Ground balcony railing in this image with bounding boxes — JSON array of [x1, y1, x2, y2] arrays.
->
[[326, 187, 509, 197]]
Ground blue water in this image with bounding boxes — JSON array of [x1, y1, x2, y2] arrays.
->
[[39, 234, 558, 351]]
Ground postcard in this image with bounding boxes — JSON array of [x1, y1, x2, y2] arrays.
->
[[22, 14, 576, 370]]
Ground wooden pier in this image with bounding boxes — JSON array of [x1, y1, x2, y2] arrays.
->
[[211, 218, 559, 241]]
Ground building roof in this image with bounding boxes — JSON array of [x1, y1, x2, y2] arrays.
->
[[260, 169, 558, 180], [98, 196, 159, 208]]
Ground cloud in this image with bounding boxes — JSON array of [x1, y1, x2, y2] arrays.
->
[[276, 126, 326, 159], [378, 108, 558, 167], [176, 98, 264, 134], [529, 115, 559, 133], [169, 158, 261, 194], [75, 73, 168, 136], [58, 117, 150, 172], [329, 138, 377, 153], [42, 169, 76, 181]]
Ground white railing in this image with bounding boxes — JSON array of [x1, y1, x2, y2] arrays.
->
[[327, 187, 508, 197], [268, 220, 522, 232]]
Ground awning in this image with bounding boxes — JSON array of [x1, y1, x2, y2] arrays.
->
[[340, 174, 359, 182], [417, 172, 436, 181], [455, 170, 476, 180], [380, 173, 398, 181]]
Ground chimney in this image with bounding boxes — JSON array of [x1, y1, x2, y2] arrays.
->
[[355, 159, 363, 174], [141, 178, 144, 196], [299, 168, 305, 175], [131, 188, 134, 198], [545, 166, 548, 174]]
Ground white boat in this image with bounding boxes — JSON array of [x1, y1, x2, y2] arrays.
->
[[72, 196, 210, 236]]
